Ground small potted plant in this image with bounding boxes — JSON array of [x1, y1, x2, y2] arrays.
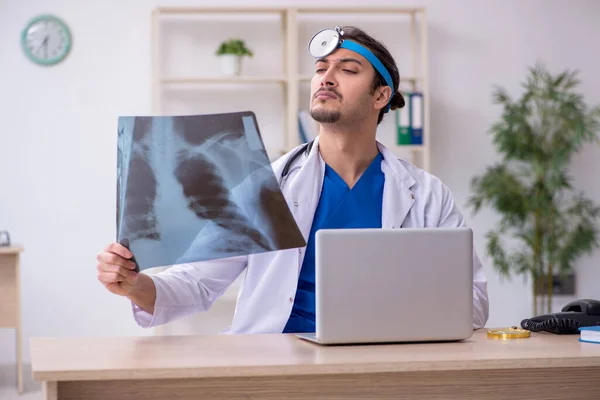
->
[[215, 38, 254, 76]]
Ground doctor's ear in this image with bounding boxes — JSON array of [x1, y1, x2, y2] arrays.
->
[[374, 86, 393, 110]]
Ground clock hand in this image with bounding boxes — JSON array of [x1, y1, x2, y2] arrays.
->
[[41, 36, 48, 58], [40, 36, 49, 58]]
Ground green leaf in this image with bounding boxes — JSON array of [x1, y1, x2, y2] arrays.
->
[[486, 230, 511, 278], [468, 163, 529, 226]]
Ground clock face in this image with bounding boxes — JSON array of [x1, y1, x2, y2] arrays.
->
[[21, 15, 72, 66]]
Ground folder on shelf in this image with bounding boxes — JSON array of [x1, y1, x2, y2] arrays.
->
[[396, 92, 412, 145], [409, 92, 423, 145], [298, 110, 318, 143], [298, 119, 309, 143]]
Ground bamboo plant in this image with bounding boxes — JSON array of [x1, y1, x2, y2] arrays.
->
[[468, 63, 600, 316]]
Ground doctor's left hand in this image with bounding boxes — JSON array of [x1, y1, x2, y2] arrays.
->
[[96, 242, 139, 297]]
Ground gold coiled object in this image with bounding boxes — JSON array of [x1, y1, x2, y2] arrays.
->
[[487, 326, 531, 340]]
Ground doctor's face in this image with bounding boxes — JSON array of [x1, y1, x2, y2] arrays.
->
[[309, 48, 379, 124]]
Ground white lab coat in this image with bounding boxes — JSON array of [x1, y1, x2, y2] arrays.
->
[[132, 136, 490, 331]]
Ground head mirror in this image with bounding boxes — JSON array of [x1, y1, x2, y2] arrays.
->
[[308, 26, 343, 58]]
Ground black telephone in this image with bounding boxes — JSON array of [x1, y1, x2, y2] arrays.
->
[[520, 299, 600, 334]]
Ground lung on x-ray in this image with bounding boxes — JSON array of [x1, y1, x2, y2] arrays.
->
[[116, 111, 306, 271]]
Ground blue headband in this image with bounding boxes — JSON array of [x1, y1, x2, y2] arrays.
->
[[338, 40, 394, 112]]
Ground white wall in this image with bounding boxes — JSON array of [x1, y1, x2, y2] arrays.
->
[[1, 0, 599, 364]]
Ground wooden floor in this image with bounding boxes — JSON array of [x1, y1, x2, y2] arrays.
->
[[0, 364, 42, 400]]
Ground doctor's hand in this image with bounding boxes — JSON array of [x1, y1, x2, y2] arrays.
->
[[96, 242, 139, 296]]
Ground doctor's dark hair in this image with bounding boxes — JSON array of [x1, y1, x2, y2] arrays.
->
[[340, 26, 405, 124]]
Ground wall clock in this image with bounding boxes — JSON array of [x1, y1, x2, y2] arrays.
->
[[21, 14, 72, 66]]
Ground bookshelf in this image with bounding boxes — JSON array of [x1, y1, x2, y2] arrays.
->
[[148, 6, 429, 336], [150, 5, 430, 171]]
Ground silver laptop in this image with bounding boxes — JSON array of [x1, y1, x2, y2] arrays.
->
[[296, 227, 474, 345]]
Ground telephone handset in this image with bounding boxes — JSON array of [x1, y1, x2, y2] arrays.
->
[[520, 299, 600, 334]]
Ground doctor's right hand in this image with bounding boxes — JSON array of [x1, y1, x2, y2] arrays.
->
[[96, 242, 139, 297]]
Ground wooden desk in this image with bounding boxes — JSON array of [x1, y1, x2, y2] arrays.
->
[[0, 245, 24, 393], [30, 329, 600, 400]]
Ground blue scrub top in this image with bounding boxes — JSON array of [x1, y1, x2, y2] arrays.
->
[[283, 152, 385, 333]]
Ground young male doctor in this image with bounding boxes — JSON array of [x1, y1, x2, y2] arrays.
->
[[96, 26, 489, 333]]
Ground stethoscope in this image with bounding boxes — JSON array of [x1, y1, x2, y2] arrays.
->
[[281, 140, 314, 182]]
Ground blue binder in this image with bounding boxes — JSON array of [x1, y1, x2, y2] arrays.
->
[[409, 92, 423, 145]]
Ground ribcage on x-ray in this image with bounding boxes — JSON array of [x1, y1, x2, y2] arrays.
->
[[116, 112, 305, 270], [174, 154, 271, 252], [118, 117, 161, 243], [126, 153, 160, 240]]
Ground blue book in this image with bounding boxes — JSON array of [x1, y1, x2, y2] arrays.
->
[[409, 92, 423, 145], [578, 326, 600, 344]]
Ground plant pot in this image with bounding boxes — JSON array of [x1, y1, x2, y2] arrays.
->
[[219, 54, 242, 76]]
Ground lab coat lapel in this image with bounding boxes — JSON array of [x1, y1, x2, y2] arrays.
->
[[281, 138, 416, 238], [377, 143, 416, 229], [286, 136, 324, 243]]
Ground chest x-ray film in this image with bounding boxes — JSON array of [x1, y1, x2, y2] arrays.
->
[[116, 111, 306, 271]]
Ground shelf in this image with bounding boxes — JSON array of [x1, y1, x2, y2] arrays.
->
[[297, 7, 425, 14], [155, 7, 286, 15], [160, 77, 422, 85], [298, 75, 420, 83], [160, 77, 287, 85], [155, 7, 425, 15], [161, 76, 420, 85], [396, 145, 425, 152], [273, 145, 425, 155]]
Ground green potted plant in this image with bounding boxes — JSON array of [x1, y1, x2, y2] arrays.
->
[[468, 63, 600, 316], [215, 38, 254, 76]]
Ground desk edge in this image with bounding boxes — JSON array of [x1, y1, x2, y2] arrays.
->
[[31, 356, 600, 382], [0, 245, 24, 254]]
